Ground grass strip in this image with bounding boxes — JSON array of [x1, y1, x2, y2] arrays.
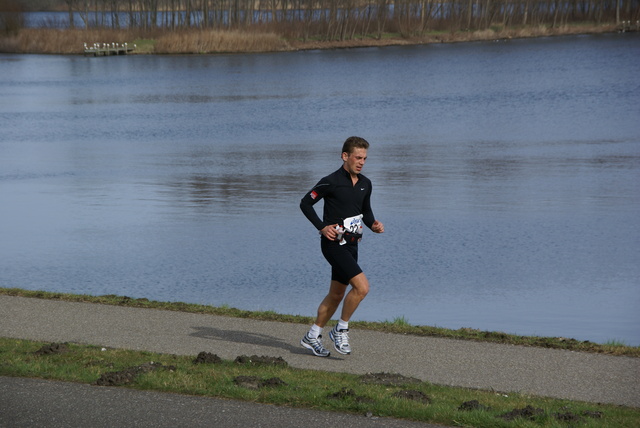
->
[[1, 287, 638, 357], [1, 338, 637, 427]]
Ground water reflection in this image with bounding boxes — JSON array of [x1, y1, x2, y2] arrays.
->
[[466, 158, 525, 179], [133, 94, 298, 104], [162, 172, 301, 213]]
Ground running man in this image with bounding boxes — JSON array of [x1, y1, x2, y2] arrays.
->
[[299, 136, 385, 357]]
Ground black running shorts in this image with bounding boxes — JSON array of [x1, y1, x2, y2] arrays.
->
[[320, 237, 362, 285]]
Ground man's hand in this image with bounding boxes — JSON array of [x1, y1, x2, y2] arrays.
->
[[371, 220, 384, 234], [321, 224, 340, 241]]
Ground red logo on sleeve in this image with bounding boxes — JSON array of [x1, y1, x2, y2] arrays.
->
[[310, 191, 318, 200]]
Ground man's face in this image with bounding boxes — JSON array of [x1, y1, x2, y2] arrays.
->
[[342, 148, 368, 176]]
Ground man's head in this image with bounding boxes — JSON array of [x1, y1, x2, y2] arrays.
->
[[341, 136, 369, 177], [341, 136, 369, 155]]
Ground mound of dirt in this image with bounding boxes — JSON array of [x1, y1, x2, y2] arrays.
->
[[260, 377, 287, 387], [234, 376, 262, 390], [581, 410, 603, 419], [96, 361, 175, 386], [193, 351, 222, 364], [234, 355, 288, 367], [458, 399, 491, 411], [360, 372, 422, 386], [233, 376, 287, 390], [552, 409, 604, 423], [500, 405, 544, 421], [328, 387, 358, 400], [499, 405, 605, 422], [34, 343, 69, 355], [554, 411, 584, 423]]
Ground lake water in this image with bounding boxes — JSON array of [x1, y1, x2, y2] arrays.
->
[[1, 33, 639, 346]]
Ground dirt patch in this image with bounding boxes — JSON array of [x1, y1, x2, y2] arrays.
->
[[234, 355, 288, 367], [360, 372, 422, 387], [499, 406, 605, 422], [552, 409, 604, 423], [458, 400, 491, 411], [581, 410, 603, 419], [392, 390, 431, 404], [96, 361, 176, 386], [34, 342, 69, 355], [233, 375, 287, 390], [500, 405, 544, 421], [553, 411, 584, 423], [459, 401, 605, 423], [260, 377, 287, 387], [234, 375, 262, 390], [193, 351, 222, 364], [328, 387, 358, 400]]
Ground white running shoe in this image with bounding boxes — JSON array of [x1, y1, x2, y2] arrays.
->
[[329, 326, 351, 355], [301, 333, 330, 357]]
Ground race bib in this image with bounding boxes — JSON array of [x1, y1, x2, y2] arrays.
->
[[343, 214, 363, 234]]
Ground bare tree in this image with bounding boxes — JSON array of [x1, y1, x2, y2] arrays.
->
[[0, 0, 25, 34], [39, 0, 640, 37]]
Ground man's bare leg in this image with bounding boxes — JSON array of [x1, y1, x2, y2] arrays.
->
[[303, 273, 369, 356], [340, 272, 369, 322], [323, 273, 369, 355], [301, 280, 347, 357], [315, 280, 348, 328]]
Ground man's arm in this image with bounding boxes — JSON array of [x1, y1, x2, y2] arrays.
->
[[362, 181, 384, 233], [300, 181, 329, 231], [361, 181, 375, 229]]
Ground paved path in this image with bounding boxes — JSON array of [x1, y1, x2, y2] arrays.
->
[[0, 295, 638, 426], [0, 376, 435, 428]]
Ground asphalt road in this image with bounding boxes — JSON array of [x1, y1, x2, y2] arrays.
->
[[0, 376, 437, 428], [0, 295, 638, 426]]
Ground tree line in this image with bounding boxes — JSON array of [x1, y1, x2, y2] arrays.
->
[[3, 0, 639, 40]]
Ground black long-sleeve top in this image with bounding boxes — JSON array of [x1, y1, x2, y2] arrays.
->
[[300, 166, 376, 231]]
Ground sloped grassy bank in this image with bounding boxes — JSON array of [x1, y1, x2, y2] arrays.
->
[[0, 22, 622, 55], [1, 287, 638, 357], [1, 338, 639, 427]]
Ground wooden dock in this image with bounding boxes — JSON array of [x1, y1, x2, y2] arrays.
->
[[84, 43, 135, 57], [618, 21, 639, 32]]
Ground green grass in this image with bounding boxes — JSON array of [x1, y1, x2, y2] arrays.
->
[[604, 339, 628, 347], [382, 315, 411, 327], [2, 287, 637, 357], [1, 338, 637, 427], [131, 38, 156, 53]]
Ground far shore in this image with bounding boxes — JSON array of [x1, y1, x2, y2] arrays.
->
[[0, 22, 631, 55], [289, 23, 624, 52]]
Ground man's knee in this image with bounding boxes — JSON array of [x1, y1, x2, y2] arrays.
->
[[328, 289, 345, 303], [350, 273, 370, 298], [328, 280, 347, 302]]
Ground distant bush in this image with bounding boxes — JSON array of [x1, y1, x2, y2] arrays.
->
[[154, 29, 290, 54]]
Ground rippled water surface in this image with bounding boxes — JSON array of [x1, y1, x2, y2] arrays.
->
[[1, 34, 639, 345]]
